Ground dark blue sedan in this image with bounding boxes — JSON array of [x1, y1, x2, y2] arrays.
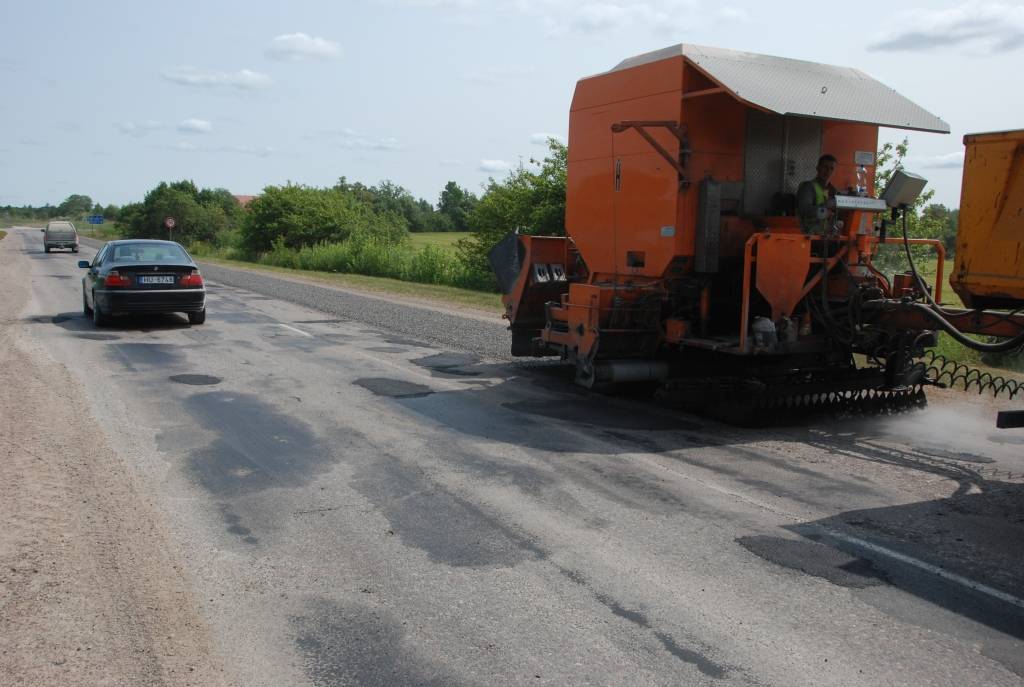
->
[[80, 240, 207, 326]]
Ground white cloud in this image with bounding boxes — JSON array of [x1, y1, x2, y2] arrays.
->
[[162, 66, 272, 90], [266, 33, 342, 61], [460, 66, 533, 84], [178, 118, 213, 134], [530, 132, 565, 145], [479, 159, 511, 173], [400, 0, 478, 7], [914, 152, 966, 169], [311, 128, 402, 151], [164, 142, 274, 157], [716, 6, 748, 21], [218, 144, 275, 157], [869, 3, 1024, 54], [571, 3, 631, 33], [117, 120, 163, 137], [379, 0, 482, 25], [383, 0, 720, 36]]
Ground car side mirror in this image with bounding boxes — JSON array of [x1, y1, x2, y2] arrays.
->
[[78, 260, 90, 268]]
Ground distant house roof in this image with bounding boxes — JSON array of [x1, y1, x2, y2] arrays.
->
[[604, 44, 950, 134], [233, 195, 256, 207]]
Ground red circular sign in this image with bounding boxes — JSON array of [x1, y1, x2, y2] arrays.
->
[[164, 217, 176, 229]]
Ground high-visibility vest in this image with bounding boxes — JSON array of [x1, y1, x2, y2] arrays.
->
[[813, 181, 829, 205]]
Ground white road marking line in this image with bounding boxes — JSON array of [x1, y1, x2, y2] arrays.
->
[[277, 323, 312, 337], [823, 528, 1024, 611]]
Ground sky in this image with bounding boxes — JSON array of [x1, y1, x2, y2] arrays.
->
[[1, 0, 1022, 210]]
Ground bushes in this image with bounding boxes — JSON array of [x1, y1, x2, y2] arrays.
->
[[118, 181, 242, 243], [255, 233, 485, 289], [458, 139, 567, 290], [240, 184, 406, 254]]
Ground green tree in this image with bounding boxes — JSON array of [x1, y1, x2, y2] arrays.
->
[[57, 194, 93, 218], [438, 181, 477, 232], [873, 138, 959, 274], [457, 138, 567, 287], [240, 183, 406, 255], [367, 180, 437, 233], [117, 180, 236, 243]]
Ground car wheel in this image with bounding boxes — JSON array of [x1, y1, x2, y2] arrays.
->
[[72, 247, 78, 253], [188, 308, 206, 325], [44, 246, 50, 253], [92, 293, 109, 326], [82, 288, 92, 315]]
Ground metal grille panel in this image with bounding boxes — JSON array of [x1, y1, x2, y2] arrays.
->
[[783, 117, 822, 195], [744, 111, 784, 216], [744, 112, 821, 214]]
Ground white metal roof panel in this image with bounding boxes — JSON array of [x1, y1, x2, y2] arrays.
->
[[609, 44, 950, 134]]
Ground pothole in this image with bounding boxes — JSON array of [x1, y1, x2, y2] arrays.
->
[[169, 374, 223, 386], [354, 378, 433, 399], [76, 333, 120, 341]]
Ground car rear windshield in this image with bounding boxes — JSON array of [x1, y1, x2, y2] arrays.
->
[[47, 223, 76, 234], [112, 244, 190, 262]]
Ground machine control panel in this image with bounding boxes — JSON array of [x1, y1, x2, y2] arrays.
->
[[832, 195, 888, 212]]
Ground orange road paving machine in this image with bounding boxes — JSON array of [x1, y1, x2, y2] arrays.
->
[[490, 45, 1024, 423]]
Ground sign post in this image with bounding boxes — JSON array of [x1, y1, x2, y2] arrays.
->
[[164, 216, 176, 241]]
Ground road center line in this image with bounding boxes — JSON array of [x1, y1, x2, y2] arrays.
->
[[822, 528, 1024, 611], [277, 323, 312, 337]]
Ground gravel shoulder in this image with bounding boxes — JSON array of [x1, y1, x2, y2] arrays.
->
[[0, 232, 227, 686]]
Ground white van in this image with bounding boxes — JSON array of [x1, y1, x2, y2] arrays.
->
[[42, 221, 79, 253]]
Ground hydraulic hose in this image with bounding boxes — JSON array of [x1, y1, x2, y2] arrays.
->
[[897, 207, 1024, 352], [876, 301, 1024, 353], [900, 209, 959, 316]]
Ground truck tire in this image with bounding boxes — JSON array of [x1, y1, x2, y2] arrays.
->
[[188, 308, 206, 325]]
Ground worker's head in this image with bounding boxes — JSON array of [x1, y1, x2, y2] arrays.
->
[[816, 154, 837, 184]]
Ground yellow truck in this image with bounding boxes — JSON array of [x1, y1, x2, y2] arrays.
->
[[952, 129, 1024, 310]]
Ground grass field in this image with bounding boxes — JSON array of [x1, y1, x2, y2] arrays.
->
[[76, 222, 123, 240], [407, 232, 470, 252], [875, 249, 1023, 376], [0, 230, 7, 241]]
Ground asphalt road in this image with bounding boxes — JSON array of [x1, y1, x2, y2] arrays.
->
[[15, 228, 1024, 686]]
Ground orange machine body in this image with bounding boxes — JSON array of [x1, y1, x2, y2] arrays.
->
[[492, 44, 954, 392], [951, 129, 1024, 309], [566, 55, 878, 282]]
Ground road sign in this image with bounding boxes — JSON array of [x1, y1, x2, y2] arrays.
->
[[86, 215, 104, 225], [164, 217, 176, 229]]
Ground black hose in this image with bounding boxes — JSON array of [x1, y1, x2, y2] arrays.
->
[[898, 207, 1024, 352], [900, 209, 960, 316], [888, 302, 1024, 352]]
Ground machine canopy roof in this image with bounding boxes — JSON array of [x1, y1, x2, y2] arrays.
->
[[609, 44, 950, 134]]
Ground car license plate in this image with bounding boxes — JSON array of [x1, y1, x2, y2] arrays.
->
[[139, 275, 175, 284]]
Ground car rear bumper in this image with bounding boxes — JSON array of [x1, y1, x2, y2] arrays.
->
[[96, 288, 206, 314], [45, 242, 78, 249]]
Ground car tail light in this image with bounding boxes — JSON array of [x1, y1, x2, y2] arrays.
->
[[180, 270, 204, 287], [104, 271, 131, 287]]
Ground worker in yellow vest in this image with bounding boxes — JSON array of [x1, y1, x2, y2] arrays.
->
[[797, 154, 838, 234]]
